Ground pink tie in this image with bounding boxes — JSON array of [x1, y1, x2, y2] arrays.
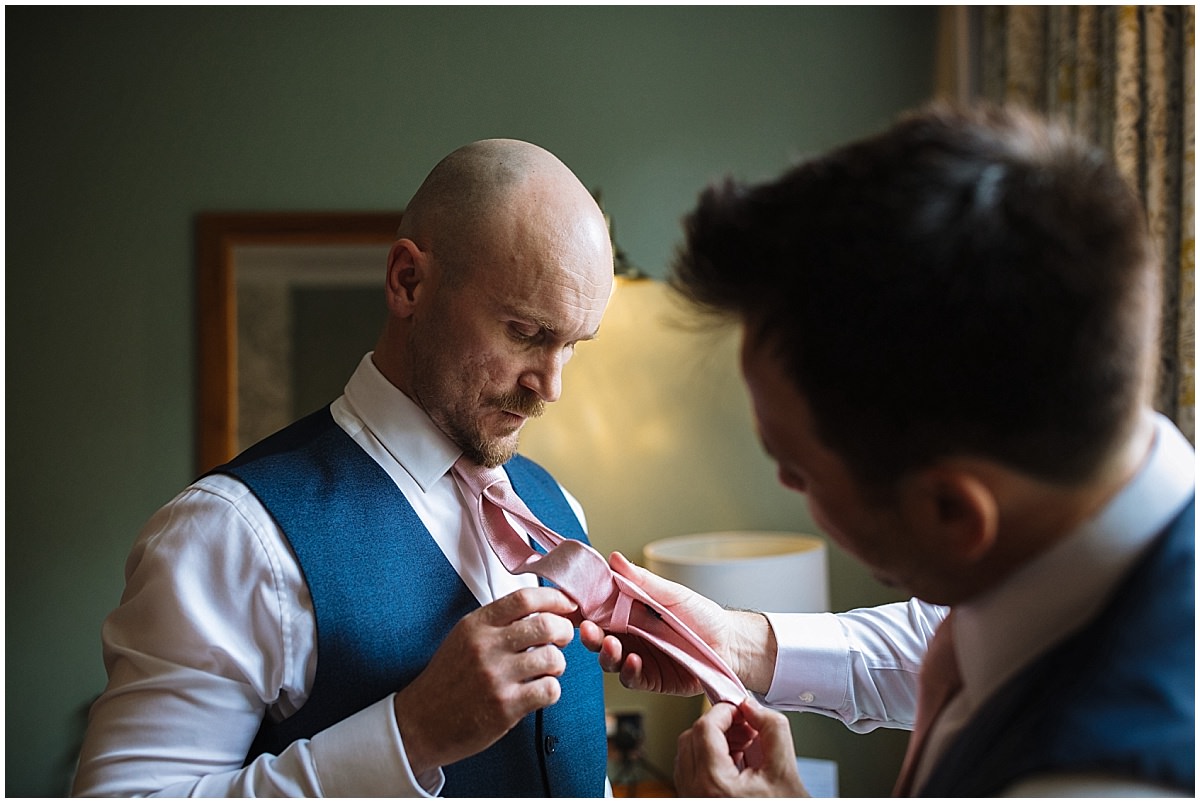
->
[[452, 456, 749, 706], [893, 610, 961, 796]]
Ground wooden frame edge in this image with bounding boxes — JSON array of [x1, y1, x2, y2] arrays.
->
[[194, 211, 403, 473]]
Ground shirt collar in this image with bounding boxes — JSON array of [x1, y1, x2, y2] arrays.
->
[[340, 352, 461, 492], [953, 412, 1195, 709]]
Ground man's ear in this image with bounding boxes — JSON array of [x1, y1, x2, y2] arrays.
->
[[902, 468, 999, 563], [385, 239, 428, 317]]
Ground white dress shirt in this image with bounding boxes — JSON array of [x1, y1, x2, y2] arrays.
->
[[762, 412, 1194, 797], [72, 354, 587, 797]]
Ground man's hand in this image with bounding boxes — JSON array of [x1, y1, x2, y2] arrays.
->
[[393, 587, 578, 775], [578, 551, 777, 695], [675, 698, 809, 797]]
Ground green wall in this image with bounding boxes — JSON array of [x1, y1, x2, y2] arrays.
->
[[6, 6, 937, 796]]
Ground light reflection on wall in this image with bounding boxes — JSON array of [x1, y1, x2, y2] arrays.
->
[[520, 277, 819, 563]]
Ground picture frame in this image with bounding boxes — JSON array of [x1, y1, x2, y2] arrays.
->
[[195, 211, 403, 472]]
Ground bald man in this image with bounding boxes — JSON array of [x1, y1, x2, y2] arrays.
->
[[73, 140, 616, 797]]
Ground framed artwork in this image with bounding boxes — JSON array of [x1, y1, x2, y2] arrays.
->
[[195, 211, 402, 472]]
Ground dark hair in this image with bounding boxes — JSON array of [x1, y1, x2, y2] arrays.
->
[[672, 104, 1158, 486]]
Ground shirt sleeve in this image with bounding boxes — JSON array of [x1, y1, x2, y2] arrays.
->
[[71, 477, 439, 797], [762, 598, 948, 732]]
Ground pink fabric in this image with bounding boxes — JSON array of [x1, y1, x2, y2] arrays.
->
[[453, 457, 749, 706], [893, 610, 962, 796]]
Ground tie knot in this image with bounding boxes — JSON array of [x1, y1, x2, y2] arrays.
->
[[452, 455, 508, 496]]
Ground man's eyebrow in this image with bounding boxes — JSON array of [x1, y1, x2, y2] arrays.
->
[[505, 306, 555, 331], [508, 307, 600, 342]]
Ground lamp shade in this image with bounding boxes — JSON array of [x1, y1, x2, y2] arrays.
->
[[643, 532, 829, 613]]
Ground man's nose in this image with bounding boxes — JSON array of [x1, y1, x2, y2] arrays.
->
[[519, 350, 565, 403]]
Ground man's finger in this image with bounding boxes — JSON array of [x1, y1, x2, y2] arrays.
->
[[508, 611, 575, 650], [486, 587, 578, 625]]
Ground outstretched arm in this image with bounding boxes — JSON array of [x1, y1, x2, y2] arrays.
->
[[579, 551, 779, 696]]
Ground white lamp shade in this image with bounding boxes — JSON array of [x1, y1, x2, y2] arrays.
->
[[644, 531, 829, 613]]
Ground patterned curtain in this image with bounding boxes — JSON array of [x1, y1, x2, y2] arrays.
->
[[967, 6, 1195, 442]]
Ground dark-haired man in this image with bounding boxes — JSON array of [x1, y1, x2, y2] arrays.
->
[[584, 105, 1194, 796]]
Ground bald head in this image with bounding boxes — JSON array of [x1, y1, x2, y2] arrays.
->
[[398, 139, 605, 284], [375, 139, 613, 464]]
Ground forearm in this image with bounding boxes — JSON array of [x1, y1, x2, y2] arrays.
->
[[71, 659, 320, 796], [72, 658, 436, 797], [759, 599, 947, 731], [725, 609, 778, 695]]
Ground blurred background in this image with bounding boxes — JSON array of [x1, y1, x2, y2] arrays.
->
[[7, 6, 1191, 797]]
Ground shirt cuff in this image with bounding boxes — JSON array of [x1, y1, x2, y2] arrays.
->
[[761, 611, 850, 711], [309, 696, 445, 797]]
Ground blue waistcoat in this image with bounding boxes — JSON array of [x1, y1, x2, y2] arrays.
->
[[214, 407, 608, 797], [921, 497, 1195, 796]]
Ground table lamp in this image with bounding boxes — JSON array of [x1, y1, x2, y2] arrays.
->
[[643, 531, 829, 614], [643, 531, 838, 796]]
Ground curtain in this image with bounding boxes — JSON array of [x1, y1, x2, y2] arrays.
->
[[968, 5, 1195, 442]]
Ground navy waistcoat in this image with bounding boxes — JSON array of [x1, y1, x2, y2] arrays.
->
[[921, 497, 1195, 795], [214, 407, 608, 797]]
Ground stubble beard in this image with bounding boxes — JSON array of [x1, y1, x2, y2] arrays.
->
[[429, 386, 547, 469]]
